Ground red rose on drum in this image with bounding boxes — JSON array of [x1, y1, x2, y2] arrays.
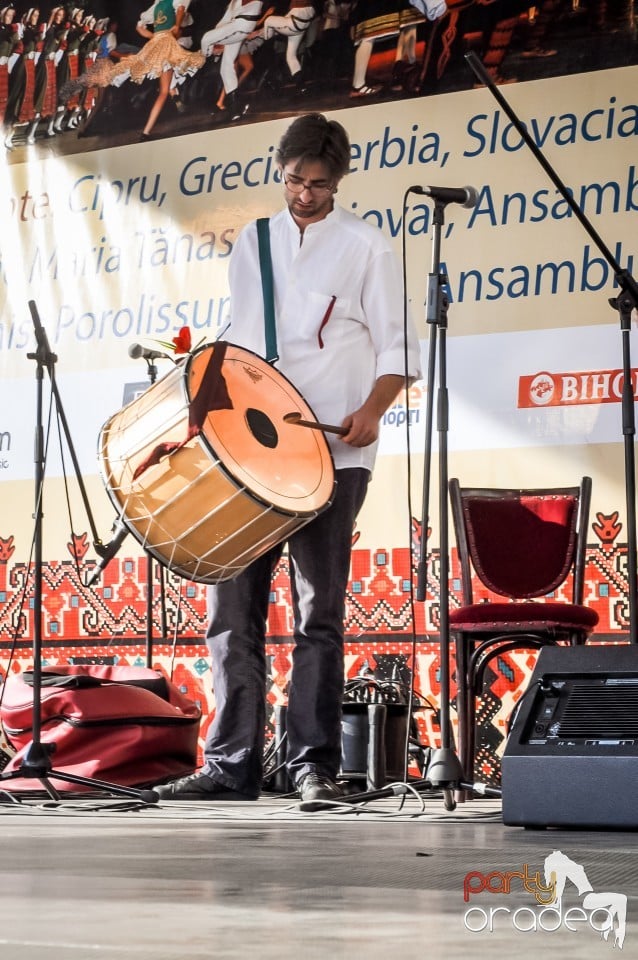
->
[[172, 327, 192, 354]]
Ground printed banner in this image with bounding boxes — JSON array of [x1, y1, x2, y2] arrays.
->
[[0, 1, 636, 598]]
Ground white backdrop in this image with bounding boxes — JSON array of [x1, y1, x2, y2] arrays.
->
[[1, 66, 637, 560]]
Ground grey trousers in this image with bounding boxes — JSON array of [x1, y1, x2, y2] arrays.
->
[[202, 468, 370, 793]]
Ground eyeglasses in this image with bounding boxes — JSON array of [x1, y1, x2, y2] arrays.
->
[[282, 172, 335, 197]]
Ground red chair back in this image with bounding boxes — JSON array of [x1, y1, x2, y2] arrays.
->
[[451, 478, 591, 605]]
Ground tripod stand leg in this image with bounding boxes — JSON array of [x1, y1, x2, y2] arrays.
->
[[14, 302, 160, 806], [0, 772, 158, 804], [41, 771, 158, 802], [0, 742, 159, 803], [35, 779, 61, 801]]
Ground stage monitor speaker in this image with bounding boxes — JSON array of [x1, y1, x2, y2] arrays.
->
[[501, 644, 638, 829]]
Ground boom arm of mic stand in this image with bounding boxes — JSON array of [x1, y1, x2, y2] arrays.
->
[[465, 53, 638, 642], [465, 54, 634, 287]]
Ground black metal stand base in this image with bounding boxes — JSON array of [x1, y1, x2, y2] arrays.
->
[[338, 775, 502, 807], [426, 747, 465, 787], [0, 741, 158, 803]]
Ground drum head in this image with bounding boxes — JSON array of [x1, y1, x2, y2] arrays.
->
[[188, 344, 334, 516]]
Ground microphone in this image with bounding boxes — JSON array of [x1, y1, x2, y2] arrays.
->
[[409, 184, 479, 208], [86, 521, 129, 587], [128, 342, 172, 362]]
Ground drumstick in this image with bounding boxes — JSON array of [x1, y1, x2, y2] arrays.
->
[[283, 412, 348, 436]]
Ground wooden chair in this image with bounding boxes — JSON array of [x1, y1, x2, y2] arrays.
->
[[449, 476, 599, 783]]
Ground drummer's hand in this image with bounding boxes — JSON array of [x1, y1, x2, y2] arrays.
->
[[340, 407, 380, 447], [340, 375, 406, 447]]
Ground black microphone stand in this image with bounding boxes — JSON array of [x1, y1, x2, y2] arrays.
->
[[0, 302, 157, 803], [415, 196, 465, 809], [345, 196, 474, 812], [465, 51, 638, 642]]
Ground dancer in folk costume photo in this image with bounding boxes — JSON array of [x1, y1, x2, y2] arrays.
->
[[60, 1, 205, 141]]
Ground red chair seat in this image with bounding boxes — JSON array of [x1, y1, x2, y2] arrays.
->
[[450, 601, 599, 632]]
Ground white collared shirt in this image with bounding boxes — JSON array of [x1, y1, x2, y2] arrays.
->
[[227, 203, 422, 470]]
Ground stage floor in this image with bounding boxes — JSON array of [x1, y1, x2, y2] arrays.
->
[[0, 791, 634, 959]]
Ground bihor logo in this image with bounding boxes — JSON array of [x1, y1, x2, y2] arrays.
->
[[519, 368, 638, 408], [528, 372, 556, 406]]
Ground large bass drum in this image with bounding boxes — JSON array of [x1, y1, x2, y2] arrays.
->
[[98, 342, 335, 583]]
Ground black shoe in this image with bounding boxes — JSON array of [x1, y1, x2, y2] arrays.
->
[[230, 103, 249, 122], [225, 90, 249, 123], [297, 773, 342, 809], [153, 771, 258, 801]]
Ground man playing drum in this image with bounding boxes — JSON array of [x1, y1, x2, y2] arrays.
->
[[155, 112, 422, 806]]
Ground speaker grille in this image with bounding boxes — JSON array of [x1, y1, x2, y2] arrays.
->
[[559, 682, 638, 737]]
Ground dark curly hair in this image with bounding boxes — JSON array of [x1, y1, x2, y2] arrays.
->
[[276, 113, 351, 182]]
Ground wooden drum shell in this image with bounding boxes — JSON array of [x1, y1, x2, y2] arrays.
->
[[98, 343, 335, 583]]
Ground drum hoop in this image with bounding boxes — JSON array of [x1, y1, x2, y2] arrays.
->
[[186, 342, 336, 514]]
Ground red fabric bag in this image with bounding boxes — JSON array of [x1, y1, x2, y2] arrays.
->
[[0, 664, 201, 791]]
